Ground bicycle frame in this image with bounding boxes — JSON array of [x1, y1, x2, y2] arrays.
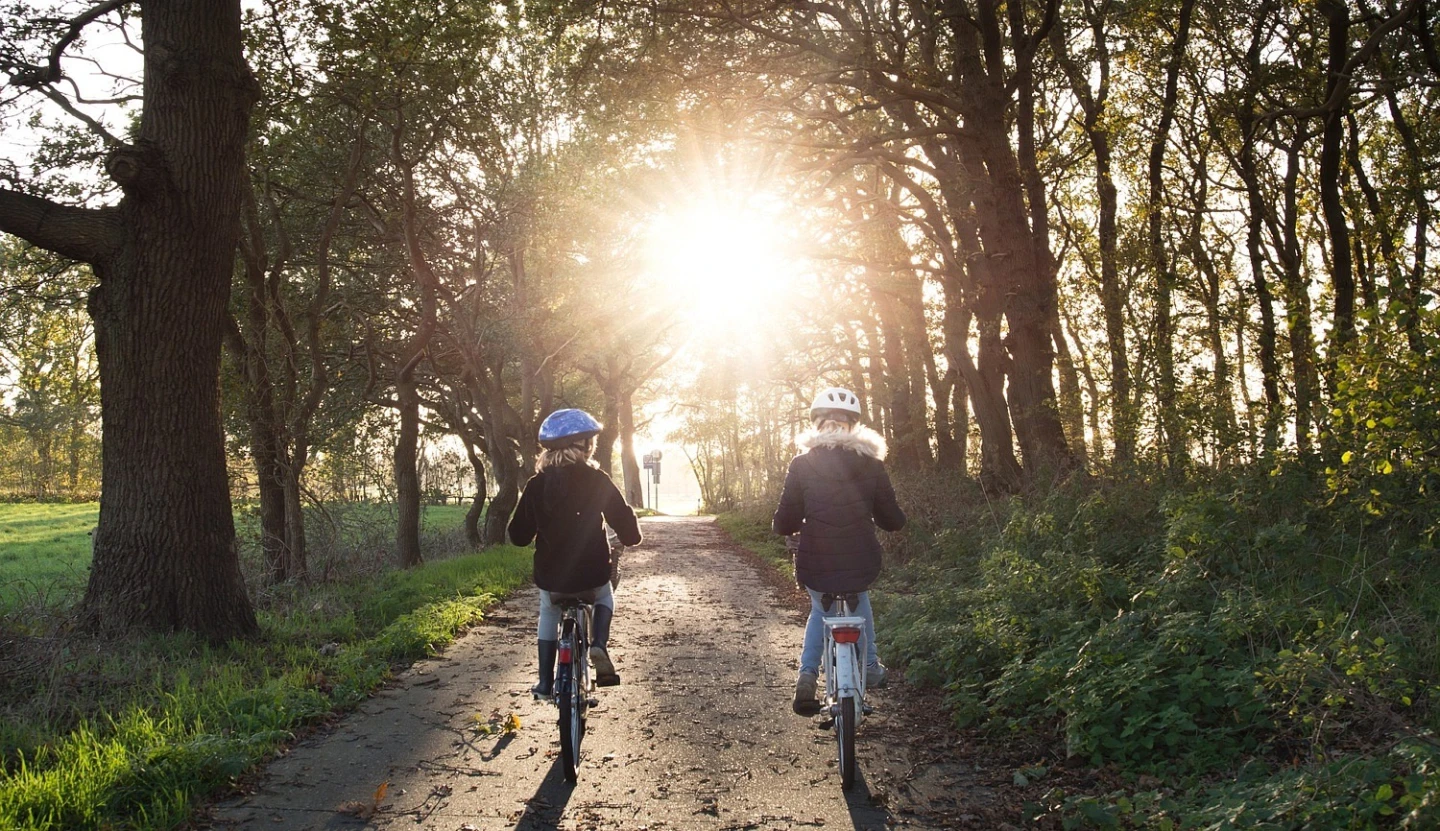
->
[[821, 597, 867, 713], [553, 598, 593, 783], [820, 592, 867, 790]]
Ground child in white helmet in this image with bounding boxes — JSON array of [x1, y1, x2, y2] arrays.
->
[[772, 387, 907, 715]]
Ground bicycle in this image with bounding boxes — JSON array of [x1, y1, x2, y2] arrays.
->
[[818, 591, 869, 790], [547, 592, 596, 783]]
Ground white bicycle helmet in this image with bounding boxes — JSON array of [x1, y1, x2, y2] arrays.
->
[[809, 386, 862, 422]]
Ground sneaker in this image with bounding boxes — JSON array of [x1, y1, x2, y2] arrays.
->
[[590, 646, 615, 677], [792, 671, 821, 716], [866, 662, 887, 689]]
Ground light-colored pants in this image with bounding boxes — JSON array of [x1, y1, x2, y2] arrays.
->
[[798, 588, 878, 676], [537, 583, 614, 641]]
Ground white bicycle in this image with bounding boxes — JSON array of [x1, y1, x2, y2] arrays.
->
[[818, 591, 869, 790]]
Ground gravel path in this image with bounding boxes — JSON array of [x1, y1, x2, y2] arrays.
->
[[205, 516, 991, 830]]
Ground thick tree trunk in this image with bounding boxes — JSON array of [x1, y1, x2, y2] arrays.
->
[[483, 432, 520, 547], [65, 0, 259, 640]]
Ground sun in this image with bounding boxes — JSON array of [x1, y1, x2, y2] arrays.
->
[[643, 197, 800, 336]]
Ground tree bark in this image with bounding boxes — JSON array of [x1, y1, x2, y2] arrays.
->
[[1052, 9, 1132, 466], [463, 440, 486, 547], [1147, 0, 1197, 470], [1317, 0, 1356, 357], [0, 0, 261, 639], [620, 389, 644, 509]]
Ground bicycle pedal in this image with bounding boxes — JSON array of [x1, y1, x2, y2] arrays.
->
[[586, 697, 600, 707], [862, 704, 874, 715], [817, 717, 835, 730], [595, 673, 621, 687]]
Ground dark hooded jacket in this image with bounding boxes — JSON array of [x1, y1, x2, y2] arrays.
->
[[772, 426, 906, 593], [508, 463, 642, 594]]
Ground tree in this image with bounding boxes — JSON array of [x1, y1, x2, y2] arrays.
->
[[0, 0, 257, 639]]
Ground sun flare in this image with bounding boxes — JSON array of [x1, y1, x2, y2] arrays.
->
[[643, 200, 799, 336]]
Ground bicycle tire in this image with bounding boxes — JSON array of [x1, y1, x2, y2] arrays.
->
[[837, 696, 856, 790], [558, 615, 589, 783]]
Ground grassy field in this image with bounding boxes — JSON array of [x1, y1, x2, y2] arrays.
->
[[0, 502, 475, 611], [0, 503, 99, 605], [0, 499, 528, 831]]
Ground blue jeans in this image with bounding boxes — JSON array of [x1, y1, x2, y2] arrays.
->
[[798, 588, 878, 676], [537, 583, 614, 640]]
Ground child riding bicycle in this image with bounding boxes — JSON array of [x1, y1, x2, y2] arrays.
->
[[508, 408, 642, 697], [772, 387, 907, 716]]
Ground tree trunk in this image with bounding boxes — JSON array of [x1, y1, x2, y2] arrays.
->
[[1052, 15, 1131, 467], [1053, 315, 1087, 466], [3, 0, 265, 640], [594, 362, 621, 477], [1317, 0, 1356, 358], [484, 432, 521, 546], [1236, 113, 1283, 453], [1279, 135, 1319, 456], [463, 440, 485, 547], [249, 414, 288, 584], [394, 374, 424, 567], [1147, 0, 1197, 470], [620, 390, 644, 509], [282, 456, 309, 580]]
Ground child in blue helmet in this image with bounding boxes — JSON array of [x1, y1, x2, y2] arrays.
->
[[508, 408, 642, 696]]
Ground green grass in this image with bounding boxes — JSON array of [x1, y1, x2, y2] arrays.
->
[[0, 541, 533, 831], [0, 503, 98, 605], [0, 501, 474, 612]]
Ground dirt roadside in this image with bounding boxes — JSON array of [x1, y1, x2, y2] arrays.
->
[[202, 515, 1015, 830]]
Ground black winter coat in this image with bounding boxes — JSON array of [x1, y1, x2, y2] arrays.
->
[[508, 463, 642, 594], [771, 427, 906, 593]]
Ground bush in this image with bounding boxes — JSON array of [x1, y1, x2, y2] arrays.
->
[[868, 465, 1440, 828]]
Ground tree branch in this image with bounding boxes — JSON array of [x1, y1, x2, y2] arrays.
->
[[7, 0, 136, 88], [0, 189, 122, 265]]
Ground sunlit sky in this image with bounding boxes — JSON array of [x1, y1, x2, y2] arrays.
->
[[639, 188, 807, 345]]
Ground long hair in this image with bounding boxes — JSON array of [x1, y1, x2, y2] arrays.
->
[[537, 436, 598, 472]]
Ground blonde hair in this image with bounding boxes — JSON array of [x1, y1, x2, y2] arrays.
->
[[812, 417, 856, 434], [537, 436, 598, 472]]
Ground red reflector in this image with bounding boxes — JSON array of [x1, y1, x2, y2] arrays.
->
[[558, 647, 572, 663], [833, 627, 862, 644]]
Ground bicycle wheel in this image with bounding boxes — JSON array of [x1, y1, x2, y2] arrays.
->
[[558, 620, 586, 782], [837, 696, 856, 790]]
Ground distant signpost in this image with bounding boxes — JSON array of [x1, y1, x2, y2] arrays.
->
[[642, 450, 662, 513]]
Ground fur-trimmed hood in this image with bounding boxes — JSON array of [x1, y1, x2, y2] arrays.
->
[[796, 425, 888, 460]]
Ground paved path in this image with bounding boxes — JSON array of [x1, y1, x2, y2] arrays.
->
[[206, 516, 986, 830]]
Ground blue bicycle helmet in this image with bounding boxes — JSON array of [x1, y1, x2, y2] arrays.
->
[[538, 408, 602, 448]]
